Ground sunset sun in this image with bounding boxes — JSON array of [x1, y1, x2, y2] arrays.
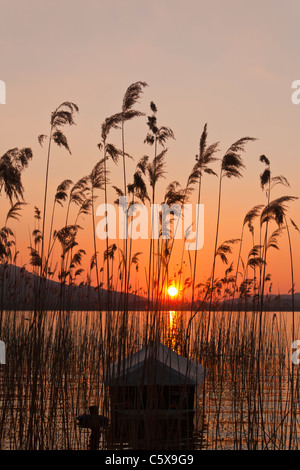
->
[[168, 286, 178, 297]]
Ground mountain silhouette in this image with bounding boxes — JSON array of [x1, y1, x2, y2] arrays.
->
[[0, 264, 146, 311]]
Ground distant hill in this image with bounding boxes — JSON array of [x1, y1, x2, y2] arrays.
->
[[220, 294, 300, 312], [0, 264, 298, 312], [0, 264, 147, 311]]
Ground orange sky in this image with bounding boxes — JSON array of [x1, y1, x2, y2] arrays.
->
[[1, 0, 300, 295]]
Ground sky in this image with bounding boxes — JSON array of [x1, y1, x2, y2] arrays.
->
[[1, 0, 300, 295]]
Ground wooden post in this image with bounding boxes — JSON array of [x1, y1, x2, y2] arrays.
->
[[89, 405, 101, 450]]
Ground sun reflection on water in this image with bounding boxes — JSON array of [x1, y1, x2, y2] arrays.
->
[[166, 310, 182, 352]]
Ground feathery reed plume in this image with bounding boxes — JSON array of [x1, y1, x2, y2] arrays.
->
[[127, 169, 149, 204], [104, 243, 117, 289], [39, 102, 78, 279], [65, 176, 90, 225], [120, 81, 147, 191], [215, 239, 240, 265], [0, 226, 15, 262], [0, 148, 33, 203], [45, 179, 73, 270], [99, 113, 124, 308], [209, 137, 256, 315], [116, 82, 147, 310], [5, 201, 26, 226], [230, 204, 264, 310], [260, 196, 298, 226], [125, 157, 150, 298], [189, 124, 219, 313]]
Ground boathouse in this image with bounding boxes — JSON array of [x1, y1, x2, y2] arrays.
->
[[104, 342, 206, 447]]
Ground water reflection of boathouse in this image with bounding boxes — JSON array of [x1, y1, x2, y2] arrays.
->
[[104, 341, 206, 449]]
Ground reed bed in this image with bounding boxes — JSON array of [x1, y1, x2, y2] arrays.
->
[[0, 82, 300, 450], [0, 308, 299, 450]]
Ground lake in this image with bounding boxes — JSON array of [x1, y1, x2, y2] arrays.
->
[[0, 309, 299, 449]]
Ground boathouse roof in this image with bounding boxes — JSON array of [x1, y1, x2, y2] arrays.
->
[[104, 342, 206, 387]]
